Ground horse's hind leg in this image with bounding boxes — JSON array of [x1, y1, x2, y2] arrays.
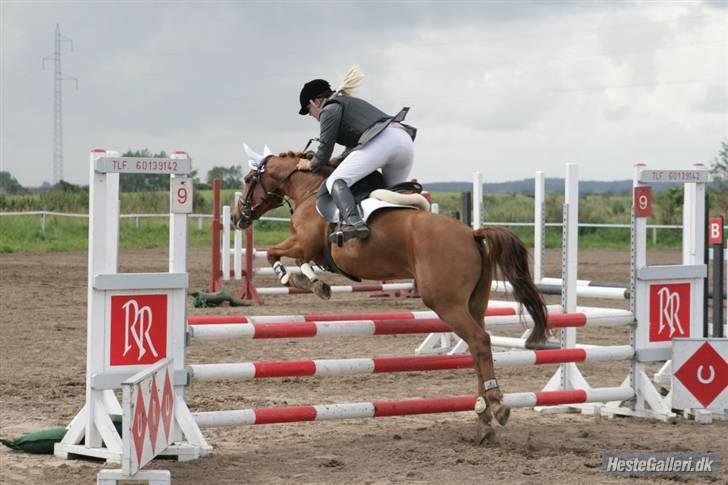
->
[[467, 285, 503, 444], [430, 304, 508, 444]]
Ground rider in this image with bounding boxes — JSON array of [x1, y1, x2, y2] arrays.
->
[[296, 74, 416, 243]]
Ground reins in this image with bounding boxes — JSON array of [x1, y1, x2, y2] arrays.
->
[[236, 156, 318, 228]]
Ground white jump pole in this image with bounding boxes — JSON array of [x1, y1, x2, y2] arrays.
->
[[537, 163, 591, 411], [233, 191, 243, 280], [472, 171, 482, 229], [534, 171, 545, 282], [222, 205, 231, 282], [558, 164, 584, 393]]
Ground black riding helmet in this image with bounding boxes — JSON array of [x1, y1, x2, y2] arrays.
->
[[298, 79, 334, 115]]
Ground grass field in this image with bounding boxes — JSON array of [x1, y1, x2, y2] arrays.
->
[[0, 186, 706, 253], [0, 211, 683, 254]]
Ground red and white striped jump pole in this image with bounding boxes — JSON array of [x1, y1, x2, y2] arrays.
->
[[256, 282, 415, 296], [188, 309, 634, 341], [192, 386, 634, 428], [209, 179, 223, 293], [188, 301, 536, 326], [189, 345, 634, 381], [238, 224, 261, 304], [208, 181, 261, 303]]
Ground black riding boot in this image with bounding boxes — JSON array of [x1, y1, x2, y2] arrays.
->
[[329, 179, 370, 245]]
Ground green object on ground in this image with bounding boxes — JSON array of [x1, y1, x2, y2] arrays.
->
[[0, 415, 123, 455], [0, 428, 67, 454], [191, 290, 250, 308]]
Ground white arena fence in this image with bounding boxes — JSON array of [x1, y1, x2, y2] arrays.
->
[[2, 210, 725, 258]]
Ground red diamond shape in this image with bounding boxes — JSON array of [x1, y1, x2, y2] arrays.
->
[[131, 390, 147, 467], [161, 369, 174, 442], [674, 342, 728, 408], [147, 376, 161, 454]]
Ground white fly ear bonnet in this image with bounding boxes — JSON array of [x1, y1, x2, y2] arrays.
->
[[243, 144, 274, 171]]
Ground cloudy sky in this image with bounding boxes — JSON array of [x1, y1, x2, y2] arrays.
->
[[1, 0, 726, 187]]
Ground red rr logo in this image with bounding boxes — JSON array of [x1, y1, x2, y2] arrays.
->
[[110, 294, 168, 366], [649, 283, 690, 342]]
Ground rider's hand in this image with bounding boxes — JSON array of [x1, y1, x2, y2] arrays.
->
[[297, 159, 312, 171]]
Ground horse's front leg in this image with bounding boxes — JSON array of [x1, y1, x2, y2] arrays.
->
[[293, 259, 331, 299], [266, 236, 304, 287], [266, 238, 331, 299]]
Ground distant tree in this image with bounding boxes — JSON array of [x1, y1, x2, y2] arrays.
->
[[0, 171, 26, 194], [710, 138, 728, 185], [116, 150, 204, 192], [707, 138, 728, 213], [119, 149, 170, 192], [52, 180, 84, 192], [188, 169, 203, 189], [656, 186, 684, 224], [206, 165, 243, 189]]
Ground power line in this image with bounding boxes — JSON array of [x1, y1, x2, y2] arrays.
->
[[43, 24, 77, 184]]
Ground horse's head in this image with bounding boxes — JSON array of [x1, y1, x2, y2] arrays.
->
[[232, 147, 310, 229]]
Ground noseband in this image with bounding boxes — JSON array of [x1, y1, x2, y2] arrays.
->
[[236, 156, 297, 228]]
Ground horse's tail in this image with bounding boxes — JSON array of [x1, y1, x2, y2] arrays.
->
[[473, 227, 549, 347]]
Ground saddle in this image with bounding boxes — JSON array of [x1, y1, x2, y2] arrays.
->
[[315, 172, 428, 281], [315, 172, 427, 223]]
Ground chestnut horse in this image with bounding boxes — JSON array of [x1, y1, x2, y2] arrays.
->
[[232, 151, 548, 443]]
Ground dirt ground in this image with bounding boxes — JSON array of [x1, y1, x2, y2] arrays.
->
[[0, 247, 725, 485]]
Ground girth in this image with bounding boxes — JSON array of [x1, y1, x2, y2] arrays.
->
[[320, 223, 363, 282]]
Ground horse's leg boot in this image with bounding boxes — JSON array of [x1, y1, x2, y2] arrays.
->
[[329, 179, 369, 244]]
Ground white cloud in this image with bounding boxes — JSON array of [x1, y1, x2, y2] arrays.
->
[[1, 0, 726, 186]]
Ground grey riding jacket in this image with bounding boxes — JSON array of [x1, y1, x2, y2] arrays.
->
[[310, 95, 417, 172]]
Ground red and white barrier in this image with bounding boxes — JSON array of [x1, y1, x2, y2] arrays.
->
[[188, 309, 634, 342], [257, 282, 415, 296], [189, 345, 634, 381], [193, 386, 635, 428], [188, 301, 545, 325]]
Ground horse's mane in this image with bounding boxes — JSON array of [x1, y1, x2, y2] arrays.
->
[[277, 150, 335, 177]]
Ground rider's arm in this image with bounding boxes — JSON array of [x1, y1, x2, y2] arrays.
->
[[310, 103, 343, 172]]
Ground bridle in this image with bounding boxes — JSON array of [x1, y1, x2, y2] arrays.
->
[[235, 156, 298, 229]]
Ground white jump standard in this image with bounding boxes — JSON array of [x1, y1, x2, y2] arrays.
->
[[55, 149, 209, 465]]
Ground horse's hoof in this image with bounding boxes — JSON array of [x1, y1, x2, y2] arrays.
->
[[477, 424, 496, 445], [313, 280, 331, 299], [289, 273, 311, 289], [494, 406, 511, 426]]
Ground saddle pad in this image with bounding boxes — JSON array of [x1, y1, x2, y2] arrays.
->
[[359, 198, 416, 222], [316, 195, 415, 223]]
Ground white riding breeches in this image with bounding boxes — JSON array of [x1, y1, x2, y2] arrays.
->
[[325, 124, 415, 192]]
